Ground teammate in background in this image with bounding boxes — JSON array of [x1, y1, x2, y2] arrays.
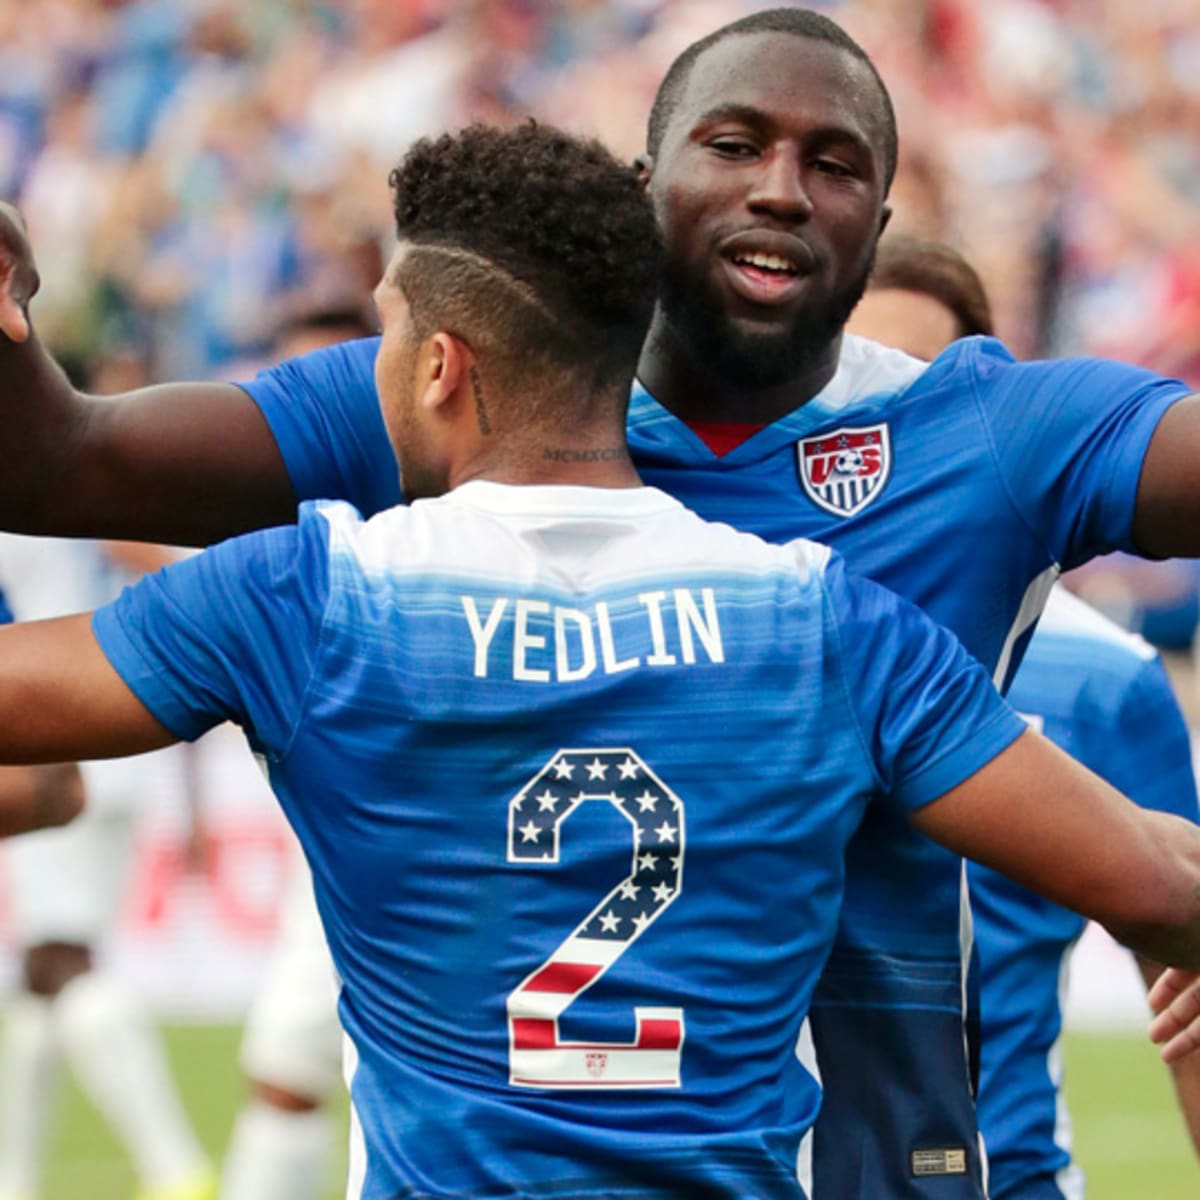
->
[[221, 305, 377, 1200], [848, 234, 1200, 1197], [9, 7, 1200, 1195], [0, 589, 82, 838], [848, 235, 993, 360], [0, 118, 1199, 1200], [0, 535, 215, 1200]]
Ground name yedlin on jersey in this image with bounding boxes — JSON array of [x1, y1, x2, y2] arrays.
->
[[462, 588, 724, 681]]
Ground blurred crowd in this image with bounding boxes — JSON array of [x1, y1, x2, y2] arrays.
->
[[4, 0, 1200, 639]]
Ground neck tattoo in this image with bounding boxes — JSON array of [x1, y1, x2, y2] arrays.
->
[[468, 366, 491, 435]]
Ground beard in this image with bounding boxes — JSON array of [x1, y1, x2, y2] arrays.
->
[[657, 248, 876, 390]]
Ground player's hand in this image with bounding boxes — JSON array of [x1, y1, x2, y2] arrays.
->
[[0, 202, 39, 343], [1149, 967, 1200, 1062]]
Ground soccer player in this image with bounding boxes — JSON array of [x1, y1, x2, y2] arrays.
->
[[1, 117, 1200, 1200], [5, 7, 1200, 1195], [0, 536, 216, 1200], [848, 234, 1200, 1196]]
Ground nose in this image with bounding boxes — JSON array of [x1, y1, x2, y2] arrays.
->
[[746, 147, 813, 222]]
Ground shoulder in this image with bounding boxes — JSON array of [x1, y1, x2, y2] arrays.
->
[[818, 334, 1012, 422], [821, 334, 929, 412], [955, 336, 1185, 405]]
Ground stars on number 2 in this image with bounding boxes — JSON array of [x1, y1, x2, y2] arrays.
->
[[506, 748, 684, 943]]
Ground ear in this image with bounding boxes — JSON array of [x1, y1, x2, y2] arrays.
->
[[416, 331, 469, 416], [633, 153, 654, 194], [878, 203, 893, 239]]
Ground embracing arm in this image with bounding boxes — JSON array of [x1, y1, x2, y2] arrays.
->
[[1134, 394, 1200, 557], [0, 204, 297, 545], [911, 728, 1200, 968], [0, 613, 177, 762]]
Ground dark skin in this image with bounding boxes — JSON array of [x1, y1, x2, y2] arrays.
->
[[637, 33, 892, 422], [0, 32, 1196, 550]]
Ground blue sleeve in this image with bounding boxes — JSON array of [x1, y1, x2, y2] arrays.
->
[[823, 554, 1027, 809], [235, 336, 403, 517], [1087, 656, 1198, 823], [0, 589, 10, 625], [964, 338, 1189, 568], [92, 507, 333, 756]]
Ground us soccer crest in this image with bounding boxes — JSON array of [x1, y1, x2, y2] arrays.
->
[[797, 423, 891, 517]]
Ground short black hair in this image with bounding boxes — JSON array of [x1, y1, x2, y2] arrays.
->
[[869, 235, 994, 338], [646, 7, 898, 190], [388, 122, 660, 397]]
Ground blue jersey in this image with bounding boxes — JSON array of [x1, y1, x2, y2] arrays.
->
[[94, 483, 1022, 1199], [239, 332, 1188, 1196], [971, 587, 1198, 1200]]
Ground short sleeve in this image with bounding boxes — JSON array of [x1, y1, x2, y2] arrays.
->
[[0, 589, 10, 625], [1094, 657, 1198, 823], [92, 506, 334, 756], [963, 338, 1189, 568], [822, 553, 1027, 809], [235, 336, 403, 517]]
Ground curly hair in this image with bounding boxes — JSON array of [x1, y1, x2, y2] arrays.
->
[[388, 122, 661, 397], [646, 8, 897, 191]]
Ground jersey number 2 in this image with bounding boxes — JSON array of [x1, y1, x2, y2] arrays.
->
[[506, 747, 685, 1089]]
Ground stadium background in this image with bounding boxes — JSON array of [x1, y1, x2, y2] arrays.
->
[[1, 0, 1199, 1193]]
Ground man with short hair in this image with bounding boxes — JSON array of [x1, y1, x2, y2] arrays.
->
[[5, 8, 1200, 1196], [2, 117, 1200, 1200]]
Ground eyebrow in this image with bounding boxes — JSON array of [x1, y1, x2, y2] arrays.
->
[[691, 103, 769, 131]]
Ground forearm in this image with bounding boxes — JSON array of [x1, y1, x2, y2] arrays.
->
[[1100, 811, 1200, 969], [0, 326, 92, 532], [0, 341, 297, 543], [0, 197, 300, 543], [915, 735, 1200, 967]]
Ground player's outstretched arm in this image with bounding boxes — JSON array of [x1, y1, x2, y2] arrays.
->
[[911, 728, 1200, 969], [1134, 394, 1200, 557], [0, 203, 298, 546], [0, 613, 177, 763], [0, 763, 84, 835]]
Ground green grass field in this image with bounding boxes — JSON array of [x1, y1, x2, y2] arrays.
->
[[33, 1026, 1199, 1198]]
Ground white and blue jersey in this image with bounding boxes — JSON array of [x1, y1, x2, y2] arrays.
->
[[972, 586, 1198, 1200], [94, 482, 1024, 1200], [237, 331, 1188, 1196]]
